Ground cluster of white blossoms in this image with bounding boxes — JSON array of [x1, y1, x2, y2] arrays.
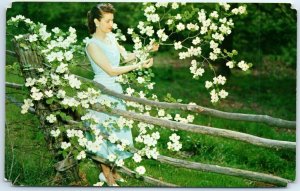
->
[[174, 113, 195, 124], [21, 99, 34, 114], [135, 166, 146, 175], [76, 150, 87, 160], [50, 129, 61, 137], [189, 60, 205, 79], [167, 133, 182, 151], [129, 3, 250, 103], [204, 75, 229, 103], [9, 16, 115, 168]]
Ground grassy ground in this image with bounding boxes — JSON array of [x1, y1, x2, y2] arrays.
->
[[5, 51, 296, 187]]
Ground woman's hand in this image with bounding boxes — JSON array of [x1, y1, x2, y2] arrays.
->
[[151, 43, 159, 52], [142, 58, 154, 69]]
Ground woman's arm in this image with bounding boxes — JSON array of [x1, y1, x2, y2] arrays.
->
[[117, 43, 137, 63], [87, 43, 150, 77]]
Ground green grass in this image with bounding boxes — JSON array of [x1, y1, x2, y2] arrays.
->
[[5, 53, 296, 187]]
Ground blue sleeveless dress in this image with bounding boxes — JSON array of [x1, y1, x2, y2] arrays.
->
[[85, 33, 133, 160]]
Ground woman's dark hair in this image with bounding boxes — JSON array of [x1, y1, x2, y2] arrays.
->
[[87, 3, 115, 34]]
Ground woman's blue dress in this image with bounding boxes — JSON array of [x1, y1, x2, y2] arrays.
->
[[85, 32, 133, 160]]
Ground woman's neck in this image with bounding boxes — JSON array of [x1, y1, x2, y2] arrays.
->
[[93, 30, 108, 40]]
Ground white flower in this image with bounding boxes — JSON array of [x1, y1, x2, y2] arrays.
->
[[145, 26, 154, 37], [78, 138, 87, 147], [133, 153, 142, 163], [52, 27, 60, 34], [127, 28, 134, 34], [205, 81, 213, 89], [28, 34, 38, 42], [139, 91, 145, 98], [125, 87, 135, 96], [155, 2, 168, 8], [219, 89, 229, 99], [137, 77, 145, 84], [31, 91, 43, 101], [213, 75, 226, 85], [108, 134, 118, 144], [176, 23, 185, 31], [68, 75, 81, 89], [64, 51, 73, 61], [232, 8, 239, 15], [187, 23, 199, 31], [147, 83, 154, 90], [219, 2, 230, 11], [175, 14, 182, 20], [37, 76, 47, 85], [238, 6, 246, 14], [108, 154, 117, 162], [198, 9, 206, 22], [152, 131, 160, 140], [226, 61, 234, 68], [21, 99, 34, 114], [210, 40, 218, 49], [135, 166, 146, 175], [50, 73, 61, 85], [147, 14, 160, 23], [44, 90, 53, 97], [209, 52, 217, 60], [61, 142, 71, 150], [157, 29, 168, 41], [112, 23, 118, 29], [187, 114, 194, 123], [171, 3, 179, 9], [46, 114, 57, 123], [210, 23, 218, 31], [66, 129, 76, 138], [172, 141, 182, 151], [237, 60, 249, 71], [169, 133, 180, 142], [76, 150, 86, 160], [166, 19, 173, 25], [115, 159, 124, 167], [158, 109, 165, 117], [210, 89, 219, 103], [25, 78, 36, 87], [145, 5, 156, 13], [56, 51, 64, 61], [50, 129, 60, 137], [86, 141, 100, 153], [57, 89, 66, 99], [174, 41, 183, 50], [210, 11, 219, 18], [192, 37, 201, 45]]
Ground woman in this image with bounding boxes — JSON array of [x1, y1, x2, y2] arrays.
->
[[86, 3, 158, 186]]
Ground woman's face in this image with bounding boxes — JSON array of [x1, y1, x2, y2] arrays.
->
[[95, 13, 114, 33]]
